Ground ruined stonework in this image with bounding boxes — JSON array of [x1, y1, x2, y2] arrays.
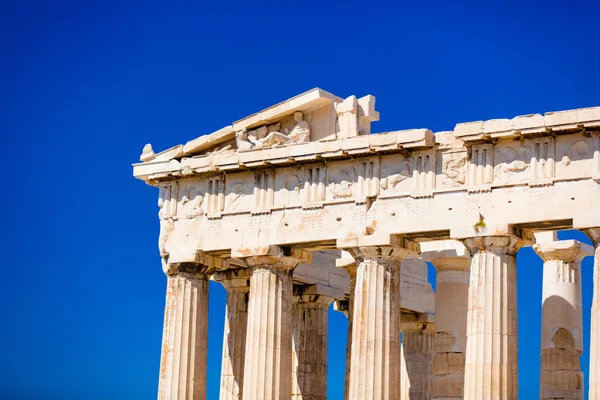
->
[[134, 88, 600, 399]]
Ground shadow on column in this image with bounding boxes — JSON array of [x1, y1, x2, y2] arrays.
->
[[540, 295, 583, 400]]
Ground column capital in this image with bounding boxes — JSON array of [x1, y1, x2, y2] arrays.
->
[[420, 240, 471, 271], [163, 252, 230, 277], [401, 312, 435, 332], [164, 262, 214, 279], [333, 298, 350, 317], [584, 227, 600, 246], [337, 233, 419, 262], [241, 246, 311, 271], [213, 268, 252, 291], [463, 235, 525, 255], [293, 284, 341, 306], [533, 240, 594, 263]]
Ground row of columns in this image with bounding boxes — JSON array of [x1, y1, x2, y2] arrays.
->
[[156, 229, 600, 399]]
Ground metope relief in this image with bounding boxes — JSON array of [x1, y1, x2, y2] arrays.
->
[[552, 137, 592, 180], [329, 168, 355, 200], [225, 181, 249, 212], [278, 167, 305, 207], [561, 140, 591, 166], [180, 185, 205, 219], [494, 144, 531, 184], [380, 157, 411, 194], [437, 151, 467, 188]]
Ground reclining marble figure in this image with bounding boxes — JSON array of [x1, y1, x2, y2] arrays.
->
[[236, 111, 310, 149]]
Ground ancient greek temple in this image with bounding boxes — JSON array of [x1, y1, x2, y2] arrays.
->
[[132, 88, 600, 400]]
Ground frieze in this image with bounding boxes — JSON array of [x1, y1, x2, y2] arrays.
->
[[136, 91, 600, 259]]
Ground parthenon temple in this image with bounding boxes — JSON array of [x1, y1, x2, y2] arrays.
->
[[133, 88, 600, 399]]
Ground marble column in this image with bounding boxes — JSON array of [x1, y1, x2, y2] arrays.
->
[[214, 268, 252, 400], [462, 235, 524, 400], [343, 266, 356, 400], [585, 228, 600, 400], [533, 237, 591, 400], [400, 313, 434, 400], [426, 246, 470, 400], [343, 241, 417, 400], [241, 248, 309, 400], [158, 264, 212, 400], [292, 285, 335, 400]]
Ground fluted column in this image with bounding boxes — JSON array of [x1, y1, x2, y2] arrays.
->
[[400, 313, 434, 400], [334, 250, 357, 400], [533, 237, 591, 400], [423, 244, 470, 400], [292, 285, 335, 400], [241, 248, 309, 400], [343, 267, 356, 400], [341, 238, 418, 400], [585, 228, 600, 400], [214, 268, 252, 400], [462, 235, 524, 400], [158, 264, 212, 400]]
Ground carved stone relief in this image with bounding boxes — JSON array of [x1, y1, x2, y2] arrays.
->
[[226, 181, 248, 211], [441, 152, 467, 186], [329, 167, 356, 199], [276, 167, 305, 207], [381, 160, 411, 191], [561, 140, 590, 166], [235, 111, 311, 149], [285, 171, 304, 193], [335, 95, 359, 138], [494, 145, 531, 182], [180, 186, 205, 219]]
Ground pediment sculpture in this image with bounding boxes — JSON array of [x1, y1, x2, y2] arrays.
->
[[236, 111, 310, 150]]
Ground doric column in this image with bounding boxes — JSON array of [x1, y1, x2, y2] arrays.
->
[[400, 313, 434, 400], [214, 268, 252, 400], [334, 249, 357, 400], [340, 235, 419, 400], [533, 236, 592, 400], [292, 285, 336, 400], [421, 241, 471, 400], [241, 247, 310, 400], [462, 235, 524, 400], [585, 228, 600, 399], [158, 264, 212, 400]]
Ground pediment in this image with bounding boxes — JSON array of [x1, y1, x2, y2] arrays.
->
[[138, 87, 379, 163]]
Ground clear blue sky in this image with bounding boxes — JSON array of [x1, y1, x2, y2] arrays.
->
[[2, 0, 599, 399]]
